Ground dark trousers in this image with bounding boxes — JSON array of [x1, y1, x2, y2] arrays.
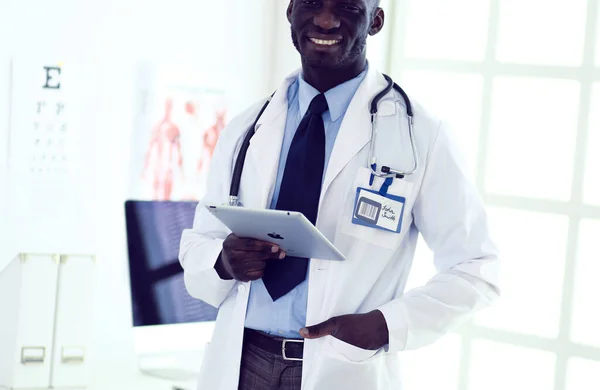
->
[[238, 339, 303, 390]]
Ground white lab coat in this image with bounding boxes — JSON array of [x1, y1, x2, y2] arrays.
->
[[179, 65, 500, 390]]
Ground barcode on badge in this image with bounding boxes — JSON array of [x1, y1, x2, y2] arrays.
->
[[355, 196, 381, 224], [358, 202, 378, 220]]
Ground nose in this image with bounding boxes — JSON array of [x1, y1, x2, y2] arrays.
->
[[314, 7, 341, 31]]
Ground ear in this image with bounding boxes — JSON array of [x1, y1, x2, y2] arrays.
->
[[369, 7, 385, 36], [287, 0, 293, 23]]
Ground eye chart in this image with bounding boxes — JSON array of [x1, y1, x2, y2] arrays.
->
[[8, 60, 81, 177], [5, 59, 96, 254]]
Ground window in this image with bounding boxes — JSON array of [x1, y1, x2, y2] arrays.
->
[[583, 84, 600, 205], [569, 219, 600, 347], [403, 0, 490, 61], [468, 340, 556, 390], [386, 0, 600, 388], [485, 77, 579, 201], [473, 208, 568, 338], [566, 357, 600, 390], [495, 0, 587, 66]]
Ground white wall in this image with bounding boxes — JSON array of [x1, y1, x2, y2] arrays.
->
[[0, 0, 275, 382], [0, 0, 396, 383]]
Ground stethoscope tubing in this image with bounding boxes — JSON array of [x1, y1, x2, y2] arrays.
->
[[228, 74, 416, 206]]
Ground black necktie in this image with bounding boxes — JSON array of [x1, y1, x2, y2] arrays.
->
[[262, 93, 329, 301]]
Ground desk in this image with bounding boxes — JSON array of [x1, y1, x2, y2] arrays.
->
[[91, 375, 197, 390], [2, 373, 197, 390]]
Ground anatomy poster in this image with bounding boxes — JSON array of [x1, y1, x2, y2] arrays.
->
[[8, 60, 83, 177], [130, 63, 229, 201]]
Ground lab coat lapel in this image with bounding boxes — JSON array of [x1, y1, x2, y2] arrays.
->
[[245, 71, 300, 208], [320, 67, 388, 202]]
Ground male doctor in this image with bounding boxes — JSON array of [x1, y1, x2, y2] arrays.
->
[[179, 0, 500, 389]]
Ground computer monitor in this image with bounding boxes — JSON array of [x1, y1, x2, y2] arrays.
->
[[124, 200, 217, 381]]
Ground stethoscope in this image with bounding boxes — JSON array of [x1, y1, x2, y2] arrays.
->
[[228, 74, 418, 207]]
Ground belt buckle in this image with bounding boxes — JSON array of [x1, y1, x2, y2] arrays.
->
[[282, 339, 303, 361]]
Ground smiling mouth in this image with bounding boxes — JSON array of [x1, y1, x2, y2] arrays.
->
[[309, 37, 342, 46]]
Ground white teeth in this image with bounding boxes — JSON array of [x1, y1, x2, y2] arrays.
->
[[310, 38, 341, 46]]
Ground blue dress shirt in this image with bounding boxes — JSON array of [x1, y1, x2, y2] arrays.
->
[[244, 69, 367, 338]]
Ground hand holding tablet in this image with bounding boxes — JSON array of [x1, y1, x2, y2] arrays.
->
[[206, 205, 346, 263], [214, 234, 287, 282]]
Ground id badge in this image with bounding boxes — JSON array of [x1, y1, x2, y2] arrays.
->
[[351, 187, 405, 233]]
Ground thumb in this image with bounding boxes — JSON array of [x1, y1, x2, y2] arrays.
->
[[300, 317, 339, 339]]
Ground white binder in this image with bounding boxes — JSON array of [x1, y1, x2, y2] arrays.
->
[[50, 255, 95, 388], [0, 254, 59, 389], [0, 253, 95, 390]]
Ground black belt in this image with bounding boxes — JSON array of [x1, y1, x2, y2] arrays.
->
[[243, 328, 304, 361]]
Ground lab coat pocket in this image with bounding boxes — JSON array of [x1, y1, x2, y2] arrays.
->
[[307, 338, 385, 390], [327, 336, 382, 363]]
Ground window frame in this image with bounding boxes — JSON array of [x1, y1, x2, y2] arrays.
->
[[381, 0, 600, 389]]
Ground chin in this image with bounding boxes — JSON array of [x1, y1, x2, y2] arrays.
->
[[302, 55, 343, 69], [300, 46, 348, 69]]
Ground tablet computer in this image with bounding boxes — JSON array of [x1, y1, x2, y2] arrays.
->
[[205, 205, 346, 261]]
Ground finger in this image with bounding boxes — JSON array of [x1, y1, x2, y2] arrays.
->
[[229, 250, 286, 262], [244, 269, 264, 280], [300, 317, 339, 339], [227, 237, 280, 254], [222, 233, 239, 247], [243, 260, 266, 272], [231, 258, 265, 280], [229, 251, 269, 263]]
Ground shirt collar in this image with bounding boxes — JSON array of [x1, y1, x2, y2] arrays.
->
[[297, 66, 368, 122]]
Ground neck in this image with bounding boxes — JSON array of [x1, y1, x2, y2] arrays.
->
[[301, 58, 367, 93]]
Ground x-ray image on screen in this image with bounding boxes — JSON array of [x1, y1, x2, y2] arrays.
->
[[125, 200, 218, 327]]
